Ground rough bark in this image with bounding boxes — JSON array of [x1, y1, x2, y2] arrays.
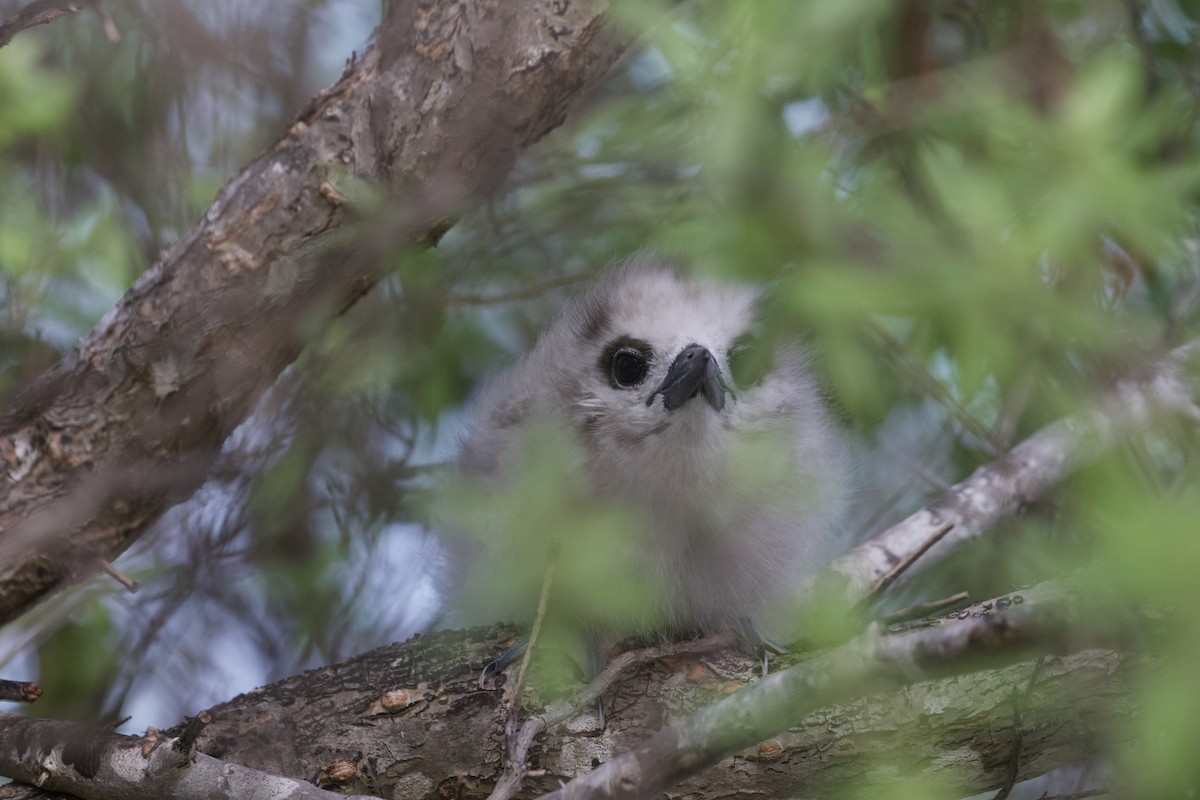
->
[[0, 595, 1133, 800], [0, 0, 625, 626], [537, 587, 1106, 800], [0, 713, 380, 800]]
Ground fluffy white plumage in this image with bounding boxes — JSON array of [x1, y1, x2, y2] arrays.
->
[[451, 254, 851, 643]]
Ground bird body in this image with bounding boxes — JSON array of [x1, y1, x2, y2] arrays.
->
[[450, 255, 851, 645]]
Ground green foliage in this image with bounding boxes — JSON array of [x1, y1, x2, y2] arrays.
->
[[428, 1, 1200, 792], [0, 40, 75, 148], [6, 0, 1200, 794], [435, 421, 662, 633], [33, 605, 120, 722]]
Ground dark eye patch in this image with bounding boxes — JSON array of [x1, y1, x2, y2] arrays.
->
[[599, 337, 653, 389], [576, 294, 612, 342]]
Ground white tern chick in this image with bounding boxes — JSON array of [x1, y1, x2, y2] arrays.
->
[[452, 254, 851, 648]]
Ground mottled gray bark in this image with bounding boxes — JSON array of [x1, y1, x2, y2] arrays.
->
[[0, 0, 625, 625], [0, 596, 1132, 800], [0, 713, 380, 800]]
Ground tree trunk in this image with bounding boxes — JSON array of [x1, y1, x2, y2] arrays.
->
[[0, 0, 625, 626]]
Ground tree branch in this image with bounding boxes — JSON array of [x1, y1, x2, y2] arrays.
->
[[0, 0, 626, 625], [489, 632, 740, 800], [817, 340, 1200, 606], [0, 0, 116, 49], [0, 712, 380, 800], [2, 592, 1129, 800], [540, 588, 1106, 800], [0, 679, 41, 703]]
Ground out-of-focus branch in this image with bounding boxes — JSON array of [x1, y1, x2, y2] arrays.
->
[[0, 712, 380, 800], [0, 0, 627, 625], [0, 0, 117, 49], [816, 340, 1200, 606]]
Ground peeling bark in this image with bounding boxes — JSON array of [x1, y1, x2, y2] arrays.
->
[[0, 0, 625, 625]]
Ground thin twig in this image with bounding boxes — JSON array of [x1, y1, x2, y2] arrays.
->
[[485, 631, 738, 800], [882, 591, 970, 625], [993, 692, 1024, 800], [908, 459, 953, 494], [546, 632, 739, 728], [94, 1, 118, 42], [869, 326, 1006, 454], [489, 555, 559, 800], [100, 559, 139, 593], [992, 368, 1037, 447], [0, 679, 41, 702], [994, 657, 1045, 800], [863, 522, 955, 602], [506, 557, 557, 715]]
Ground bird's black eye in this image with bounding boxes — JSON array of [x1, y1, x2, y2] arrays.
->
[[611, 348, 649, 388], [728, 330, 770, 389]]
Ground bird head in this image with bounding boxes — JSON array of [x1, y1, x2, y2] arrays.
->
[[543, 258, 769, 467], [530, 256, 801, 501]]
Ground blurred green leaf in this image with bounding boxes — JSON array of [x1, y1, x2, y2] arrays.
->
[[0, 40, 76, 148], [34, 605, 120, 722]]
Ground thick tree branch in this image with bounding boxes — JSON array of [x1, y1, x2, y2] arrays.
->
[[0, 0, 626, 625], [2, 594, 1129, 800], [540, 588, 1108, 800], [0, 712, 380, 800], [816, 340, 1200, 606]]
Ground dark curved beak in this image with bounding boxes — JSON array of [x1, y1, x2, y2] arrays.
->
[[647, 343, 732, 412]]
